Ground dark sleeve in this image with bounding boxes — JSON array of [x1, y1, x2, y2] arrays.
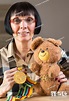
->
[[0, 52, 3, 85], [58, 50, 69, 78]]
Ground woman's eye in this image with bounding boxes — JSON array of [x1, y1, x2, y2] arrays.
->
[[13, 18, 21, 24], [26, 17, 33, 23]]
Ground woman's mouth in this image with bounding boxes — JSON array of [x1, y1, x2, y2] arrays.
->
[[18, 32, 29, 36]]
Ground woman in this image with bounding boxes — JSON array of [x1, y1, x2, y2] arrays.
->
[[0, 1, 67, 97]]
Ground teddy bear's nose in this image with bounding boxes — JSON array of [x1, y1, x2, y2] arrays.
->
[[41, 50, 44, 53]]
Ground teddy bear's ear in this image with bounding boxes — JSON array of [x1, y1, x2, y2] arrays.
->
[[47, 38, 62, 46], [31, 37, 44, 51]]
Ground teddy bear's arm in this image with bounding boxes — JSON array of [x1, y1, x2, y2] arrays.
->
[[48, 64, 60, 79], [30, 61, 41, 76]]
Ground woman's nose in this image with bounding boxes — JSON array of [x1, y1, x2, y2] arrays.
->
[[20, 20, 28, 29]]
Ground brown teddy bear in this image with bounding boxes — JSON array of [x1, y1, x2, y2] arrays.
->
[[30, 37, 69, 96]]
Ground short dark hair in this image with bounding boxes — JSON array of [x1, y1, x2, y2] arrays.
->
[[4, 1, 42, 35]]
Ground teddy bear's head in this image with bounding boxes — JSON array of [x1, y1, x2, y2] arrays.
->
[[31, 37, 62, 64]]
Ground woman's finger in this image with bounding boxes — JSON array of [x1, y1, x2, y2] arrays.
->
[[56, 71, 67, 83], [59, 78, 67, 83]]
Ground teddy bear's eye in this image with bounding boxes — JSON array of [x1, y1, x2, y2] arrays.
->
[[40, 48, 42, 51], [46, 48, 48, 50], [49, 65, 51, 67]]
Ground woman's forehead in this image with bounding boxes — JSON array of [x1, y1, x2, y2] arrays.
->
[[10, 13, 35, 19]]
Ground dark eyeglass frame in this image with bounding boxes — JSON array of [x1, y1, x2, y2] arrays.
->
[[10, 16, 36, 25]]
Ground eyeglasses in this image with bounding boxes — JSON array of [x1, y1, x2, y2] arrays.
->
[[10, 16, 36, 25]]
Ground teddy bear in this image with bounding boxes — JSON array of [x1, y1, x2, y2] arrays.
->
[[29, 37, 69, 96]]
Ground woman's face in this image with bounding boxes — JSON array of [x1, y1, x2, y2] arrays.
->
[[10, 14, 36, 42]]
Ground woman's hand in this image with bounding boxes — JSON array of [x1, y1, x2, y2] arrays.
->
[[0, 67, 28, 97], [0, 68, 17, 97], [1, 67, 27, 92], [56, 71, 67, 83]]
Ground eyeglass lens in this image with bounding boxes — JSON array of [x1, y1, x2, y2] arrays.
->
[[11, 17, 35, 24]]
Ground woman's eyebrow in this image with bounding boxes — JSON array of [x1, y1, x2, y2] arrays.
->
[[14, 11, 24, 16]]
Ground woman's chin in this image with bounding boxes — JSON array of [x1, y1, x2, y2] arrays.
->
[[18, 37, 31, 42]]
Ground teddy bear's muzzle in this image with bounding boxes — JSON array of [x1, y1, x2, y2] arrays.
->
[[38, 50, 49, 62]]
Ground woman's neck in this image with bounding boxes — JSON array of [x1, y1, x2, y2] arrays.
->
[[14, 39, 32, 57]]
